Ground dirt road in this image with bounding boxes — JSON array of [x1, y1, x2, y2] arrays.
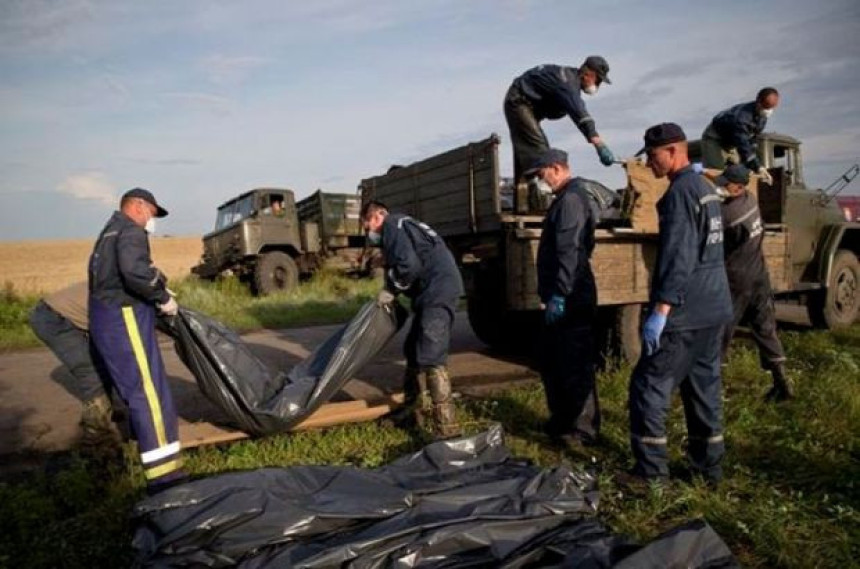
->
[[0, 304, 813, 458], [0, 312, 537, 457]]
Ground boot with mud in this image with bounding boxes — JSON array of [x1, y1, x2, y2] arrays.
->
[[79, 393, 123, 459], [380, 367, 425, 429], [426, 366, 461, 439], [765, 364, 794, 403]]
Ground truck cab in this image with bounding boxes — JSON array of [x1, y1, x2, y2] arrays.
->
[[193, 188, 303, 295]]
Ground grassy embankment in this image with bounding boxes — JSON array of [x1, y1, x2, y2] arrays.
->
[[0, 271, 380, 351], [0, 276, 857, 567]]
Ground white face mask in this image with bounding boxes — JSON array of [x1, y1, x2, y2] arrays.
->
[[535, 177, 554, 195], [760, 108, 774, 118], [582, 84, 598, 96], [367, 230, 381, 245], [145, 216, 156, 234]]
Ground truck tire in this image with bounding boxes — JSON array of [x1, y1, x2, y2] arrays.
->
[[253, 251, 299, 296], [807, 249, 860, 328], [596, 304, 643, 365]]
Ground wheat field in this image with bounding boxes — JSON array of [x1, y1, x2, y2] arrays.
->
[[0, 236, 202, 294]]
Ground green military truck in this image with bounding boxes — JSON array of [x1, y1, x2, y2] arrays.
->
[[359, 133, 860, 361], [193, 188, 368, 295]]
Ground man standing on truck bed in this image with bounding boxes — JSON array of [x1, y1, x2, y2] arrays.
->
[[716, 164, 793, 402], [529, 148, 601, 448], [504, 56, 616, 186], [701, 87, 780, 185], [627, 123, 733, 486], [362, 201, 464, 439]]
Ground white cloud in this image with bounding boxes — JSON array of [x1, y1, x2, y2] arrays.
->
[[57, 171, 116, 205], [160, 91, 234, 116], [200, 54, 268, 86]]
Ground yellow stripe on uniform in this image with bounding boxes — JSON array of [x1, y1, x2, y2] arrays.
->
[[122, 306, 167, 448], [144, 459, 183, 480]]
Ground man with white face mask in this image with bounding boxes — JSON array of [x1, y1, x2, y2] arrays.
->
[[701, 87, 780, 184], [529, 148, 600, 449], [361, 200, 464, 439], [504, 56, 616, 194], [88, 188, 186, 495]]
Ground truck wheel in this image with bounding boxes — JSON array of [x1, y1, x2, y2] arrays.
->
[[807, 249, 860, 328], [597, 304, 643, 365], [253, 251, 299, 296]]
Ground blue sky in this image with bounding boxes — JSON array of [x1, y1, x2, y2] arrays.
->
[[1, 0, 858, 240]]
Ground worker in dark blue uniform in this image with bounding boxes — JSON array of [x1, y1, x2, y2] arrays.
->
[[701, 87, 780, 184], [89, 188, 186, 494], [529, 148, 600, 447], [362, 201, 464, 439], [716, 164, 793, 402], [504, 56, 616, 186], [628, 124, 733, 485]]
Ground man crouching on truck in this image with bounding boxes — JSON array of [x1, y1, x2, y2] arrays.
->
[[362, 201, 464, 439], [529, 148, 601, 449]]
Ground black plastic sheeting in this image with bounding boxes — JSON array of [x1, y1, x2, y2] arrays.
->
[[169, 301, 407, 436], [133, 425, 738, 568]]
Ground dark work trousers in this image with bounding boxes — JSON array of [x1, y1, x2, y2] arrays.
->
[[404, 303, 456, 369], [629, 326, 725, 481], [721, 278, 786, 370], [89, 298, 183, 487], [504, 85, 549, 183], [29, 300, 109, 402], [541, 307, 600, 440]]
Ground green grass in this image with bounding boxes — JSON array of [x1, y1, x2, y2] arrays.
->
[[1, 319, 858, 566], [0, 271, 381, 351]]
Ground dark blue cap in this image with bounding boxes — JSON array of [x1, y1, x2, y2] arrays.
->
[[716, 164, 751, 186], [524, 148, 568, 175], [636, 122, 687, 156], [583, 55, 611, 85], [122, 187, 168, 217]]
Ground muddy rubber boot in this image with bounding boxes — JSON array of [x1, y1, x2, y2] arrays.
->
[[79, 394, 122, 459], [426, 366, 461, 439], [765, 364, 794, 402], [382, 368, 424, 428]]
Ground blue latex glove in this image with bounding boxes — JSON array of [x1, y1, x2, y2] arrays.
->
[[596, 143, 615, 166], [545, 294, 566, 325], [692, 162, 704, 174], [642, 311, 668, 356]]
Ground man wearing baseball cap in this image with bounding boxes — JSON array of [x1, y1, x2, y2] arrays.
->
[[504, 56, 616, 193], [626, 124, 733, 486], [529, 148, 600, 449], [717, 164, 792, 402], [88, 187, 186, 494]]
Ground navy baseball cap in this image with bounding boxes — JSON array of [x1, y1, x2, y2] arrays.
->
[[122, 187, 168, 217], [716, 164, 751, 186], [636, 122, 687, 156], [524, 148, 569, 175], [583, 55, 611, 84]]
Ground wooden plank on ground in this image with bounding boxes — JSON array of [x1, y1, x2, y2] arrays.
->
[[179, 394, 405, 449]]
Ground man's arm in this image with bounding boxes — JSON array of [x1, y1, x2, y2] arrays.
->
[[383, 223, 422, 293], [551, 192, 589, 297], [557, 86, 599, 141], [727, 107, 761, 169], [116, 228, 170, 304], [652, 189, 698, 313]]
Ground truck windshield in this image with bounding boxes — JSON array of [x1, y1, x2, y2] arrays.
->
[[215, 194, 256, 230]]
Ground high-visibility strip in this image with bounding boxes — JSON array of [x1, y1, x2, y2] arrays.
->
[[727, 206, 759, 227], [141, 441, 181, 464], [122, 306, 167, 448], [144, 459, 183, 480], [699, 194, 722, 205], [690, 434, 725, 444], [634, 435, 667, 445]]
